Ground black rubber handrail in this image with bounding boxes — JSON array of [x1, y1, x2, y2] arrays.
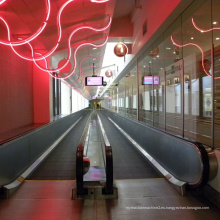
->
[[75, 113, 91, 196], [76, 111, 114, 196], [103, 145, 113, 194], [97, 114, 114, 194], [103, 109, 218, 188], [76, 145, 85, 195]]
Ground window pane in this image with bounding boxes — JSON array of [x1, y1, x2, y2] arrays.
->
[[125, 67, 137, 119], [213, 0, 220, 148], [151, 40, 165, 129], [118, 77, 126, 116], [164, 18, 183, 136], [182, 1, 212, 146], [138, 50, 153, 125]]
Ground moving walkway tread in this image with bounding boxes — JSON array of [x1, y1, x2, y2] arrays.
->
[[28, 111, 91, 180], [98, 111, 163, 179]]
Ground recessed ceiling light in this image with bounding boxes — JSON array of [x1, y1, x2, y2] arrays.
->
[[213, 21, 218, 25], [216, 37, 220, 40], [191, 37, 194, 40], [166, 47, 171, 50], [93, 47, 97, 50]]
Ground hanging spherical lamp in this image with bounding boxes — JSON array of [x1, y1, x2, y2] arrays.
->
[[114, 42, 128, 57], [105, 69, 113, 77], [125, 72, 131, 77], [57, 59, 72, 74], [200, 59, 211, 73], [148, 47, 159, 57]]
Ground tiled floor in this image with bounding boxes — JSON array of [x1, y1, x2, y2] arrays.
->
[[0, 178, 220, 220]]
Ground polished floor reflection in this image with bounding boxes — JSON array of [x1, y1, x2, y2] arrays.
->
[[0, 179, 220, 220]]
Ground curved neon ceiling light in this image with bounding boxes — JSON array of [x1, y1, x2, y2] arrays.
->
[[34, 17, 111, 72], [73, 69, 101, 90], [50, 36, 108, 79], [0, 0, 6, 5], [0, 0, 51, 46], [29, 37, 107, 80], [170, 35, 215, 78], [173, 18, 220, 79], [34, 51, 56, 80], [10, 16, 111, 73], [9, 0, 75, 61], [0, 0, 111, 80], [192, 18, 220, 33], [60, 56, 104, 91], [0, 0, 110, 58], [33, 51, 89, 91], [69, 55, 104, 85], [91, 0, 110, 3]]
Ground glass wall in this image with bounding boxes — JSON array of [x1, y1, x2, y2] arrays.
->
[[138, 49, 153, 125], [212, 0, 220, 148], [125, 66, 137, 119], [101, 0, 220, 149], [118, 77, 126, 116], [163, 18, 183, 136], [151, 39, 165, 130], [181, 1, 213, 145]]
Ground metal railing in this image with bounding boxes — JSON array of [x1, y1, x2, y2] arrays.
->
[[97, 114, 113, 194], [75, 111, 114, 196], [75, 113, 91, 196]]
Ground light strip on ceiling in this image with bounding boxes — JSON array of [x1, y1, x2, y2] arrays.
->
[[10, 17, 111, 73], [192, 18, 220, 33], [0, 0, 51, 46], [91, 0, 110, 3], [9, 0, 75, 61], [0, 0, 112, 84], [172, 18, 220, 79], [0, 0, 6, 5], [34, 36, 108, 79], [170, 35, 219, 78], [69, 55, 104, 85]]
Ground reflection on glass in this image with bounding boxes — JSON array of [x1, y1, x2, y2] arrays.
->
[[101, 0, 220, 148]]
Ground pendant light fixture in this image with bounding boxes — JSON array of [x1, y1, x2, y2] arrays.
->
[[114, 42, 128, 57]]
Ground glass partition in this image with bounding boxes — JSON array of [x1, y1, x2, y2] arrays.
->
[[181, 1, 212, 145], [101, 0, 220, 148], [151, 39, 165, 129], [138, 49, 154, 125], [125, 67, 138, 119], [212, 0, 220, 149], [164, 18, 183, 136]]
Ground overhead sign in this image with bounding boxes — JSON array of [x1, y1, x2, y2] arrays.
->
[[142, 76, 160, 85], [85, 76, 103, 86]]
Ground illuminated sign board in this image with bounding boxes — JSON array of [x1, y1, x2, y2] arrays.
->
[[85, 76, 103, 86], [142, 76, 160, 85]]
